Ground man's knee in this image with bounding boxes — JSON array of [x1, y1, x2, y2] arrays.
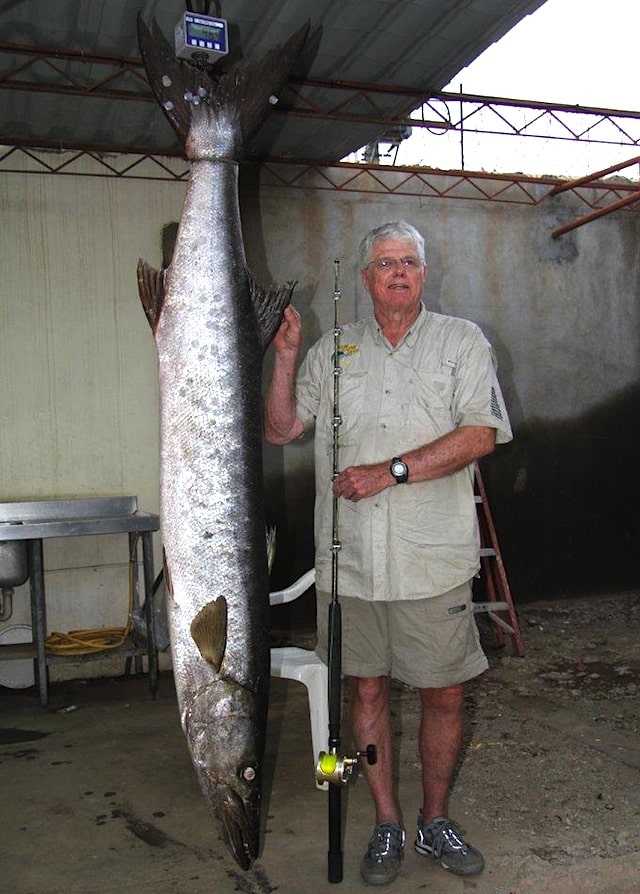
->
[[419, 683, 465, 714], [351, 675, 391, 707]]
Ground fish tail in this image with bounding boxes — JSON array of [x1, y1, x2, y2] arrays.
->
[[223, 22, 311, 147], [137, 17, 310, 158]]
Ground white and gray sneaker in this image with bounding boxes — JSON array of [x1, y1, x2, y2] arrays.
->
[[414, 812, 484, 876], [360, 820, 406, 886]]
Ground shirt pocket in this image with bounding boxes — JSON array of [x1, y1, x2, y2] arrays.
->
[[337, 369, 369, 442], [408, 368, 456, 437]]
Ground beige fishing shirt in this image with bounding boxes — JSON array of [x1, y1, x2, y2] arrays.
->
[[295, 304, 513, 601]]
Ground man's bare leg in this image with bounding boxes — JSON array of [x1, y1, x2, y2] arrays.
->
[[418, 683, 465, 820], [351, 675, 401, 825]]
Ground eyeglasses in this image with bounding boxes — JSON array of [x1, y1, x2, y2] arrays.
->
[[365, 256, 423, 271]]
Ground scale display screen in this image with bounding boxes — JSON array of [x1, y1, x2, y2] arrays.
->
[[189, 22, 223, 41], [175, 12, 229, 61]]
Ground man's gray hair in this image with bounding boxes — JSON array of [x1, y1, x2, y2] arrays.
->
[[358, 221, 426, 270]]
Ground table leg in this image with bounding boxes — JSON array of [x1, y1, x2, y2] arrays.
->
[[27, 539, 48, 706], [141, 532, 158, 695]]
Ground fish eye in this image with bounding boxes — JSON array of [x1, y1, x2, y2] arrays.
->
[[240, 765, 256, 783]]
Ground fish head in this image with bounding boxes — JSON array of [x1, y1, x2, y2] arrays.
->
[[184, 679, 264, 868]]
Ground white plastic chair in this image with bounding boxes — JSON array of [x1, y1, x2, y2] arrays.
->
[[269, 568, 328, 789]]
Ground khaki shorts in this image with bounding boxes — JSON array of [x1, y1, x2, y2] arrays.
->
[[316, 580, 488, 689]]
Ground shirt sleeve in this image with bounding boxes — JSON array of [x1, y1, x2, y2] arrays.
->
[[452, 325, 513, 444], [294, 334, 330, 432]]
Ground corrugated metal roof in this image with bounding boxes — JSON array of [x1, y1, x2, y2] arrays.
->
[[0, 0, 548, 161]]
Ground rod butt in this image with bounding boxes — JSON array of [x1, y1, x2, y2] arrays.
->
[[328, 850, 343, 884]]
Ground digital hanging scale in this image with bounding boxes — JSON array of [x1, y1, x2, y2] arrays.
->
[[174, 12, 229, 63]]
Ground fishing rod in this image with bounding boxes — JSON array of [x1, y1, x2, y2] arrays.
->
[[315, 259, 376, 884]]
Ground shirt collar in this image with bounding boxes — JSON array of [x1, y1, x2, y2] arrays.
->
[[369, 302, 427, 348]]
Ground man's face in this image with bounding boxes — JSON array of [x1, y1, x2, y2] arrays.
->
[[360, 238, 427, 318]]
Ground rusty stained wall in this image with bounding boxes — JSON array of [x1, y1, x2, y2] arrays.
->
[[0, 165, 638, 681], [243, 178, 640, 604]]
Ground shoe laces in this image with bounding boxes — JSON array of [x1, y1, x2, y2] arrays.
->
[[367, 821, 405, 861], [426, 818, 469, 859]]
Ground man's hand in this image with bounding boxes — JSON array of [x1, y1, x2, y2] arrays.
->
[[273, 305, 302, 356], [332, 426, 497, 500], [264, 305, 305, 445], [333, 462, 392, 502]]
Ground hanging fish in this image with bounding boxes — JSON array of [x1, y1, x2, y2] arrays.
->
[[136, 16, 310, 869]]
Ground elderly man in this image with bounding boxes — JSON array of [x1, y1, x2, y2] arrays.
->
[[264, 220, 512, 886]]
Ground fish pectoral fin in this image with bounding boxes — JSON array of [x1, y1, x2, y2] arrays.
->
[[137, 259, 166, 332], [249, 274, 297, 351], [190, 597, 228, 671]]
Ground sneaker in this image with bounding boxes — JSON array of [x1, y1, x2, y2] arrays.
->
[[360, 820, 406, 886], [414, 812, 484, 876]]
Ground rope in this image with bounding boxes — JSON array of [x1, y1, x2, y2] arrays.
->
[[44, 534, 138, 656]]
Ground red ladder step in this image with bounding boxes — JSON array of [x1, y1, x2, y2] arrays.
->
[[474, 463, 525, 656]]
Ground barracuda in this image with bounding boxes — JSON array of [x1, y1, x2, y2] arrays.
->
[[136, 17, 310, 869]]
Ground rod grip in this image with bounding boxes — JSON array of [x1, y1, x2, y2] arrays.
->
[[327, 601, 342, 744], [327, 785, 343, 883], [327, 602, 343, 881]]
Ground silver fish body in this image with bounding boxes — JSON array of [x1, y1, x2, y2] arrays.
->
[[136, 18, 310, 869]]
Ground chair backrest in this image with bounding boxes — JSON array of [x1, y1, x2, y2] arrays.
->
[[269, 568, 315, 606]]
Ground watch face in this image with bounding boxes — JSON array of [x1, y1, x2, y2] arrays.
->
[[391, 459, 408, 481]]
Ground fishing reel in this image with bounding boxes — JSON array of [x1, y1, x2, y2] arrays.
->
[[315, 744, 377, 787]]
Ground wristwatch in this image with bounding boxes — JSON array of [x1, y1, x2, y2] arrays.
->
[[390, 456, 409, 484]]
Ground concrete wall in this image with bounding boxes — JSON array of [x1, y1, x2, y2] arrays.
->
[[0, 162, 638, 680], [250, 174, 640, 604], [0, 167, 183, 678]]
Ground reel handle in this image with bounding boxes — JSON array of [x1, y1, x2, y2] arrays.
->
[[359, 743, 377, 766], [316, 743, 377, 786]]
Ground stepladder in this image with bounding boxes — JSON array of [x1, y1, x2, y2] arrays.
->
[[473, 463, 525, 656]]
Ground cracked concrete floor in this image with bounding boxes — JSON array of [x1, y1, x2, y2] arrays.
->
[[1, 591, 639, 894]]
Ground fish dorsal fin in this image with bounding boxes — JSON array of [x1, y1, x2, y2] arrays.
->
[[249, 274, 297, 351], [137, 259, 166, 332], [190, 597, 228, 671]]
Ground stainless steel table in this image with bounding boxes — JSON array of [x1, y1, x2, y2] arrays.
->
[[0, 496, 160, 705]]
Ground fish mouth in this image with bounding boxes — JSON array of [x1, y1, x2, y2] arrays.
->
[[216, 783, 260, 870]]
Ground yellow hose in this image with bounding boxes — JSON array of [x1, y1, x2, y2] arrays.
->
[[45, 534, 138, 656]]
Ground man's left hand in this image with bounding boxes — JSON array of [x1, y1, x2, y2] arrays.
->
[[333, 463, 392, 502]]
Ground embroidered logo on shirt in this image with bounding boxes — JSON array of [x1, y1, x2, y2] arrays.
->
[[332, 344, 359, 367]]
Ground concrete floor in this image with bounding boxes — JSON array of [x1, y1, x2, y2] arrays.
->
[[1, 670, 489, 894], [1, 624, 640, 894]]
